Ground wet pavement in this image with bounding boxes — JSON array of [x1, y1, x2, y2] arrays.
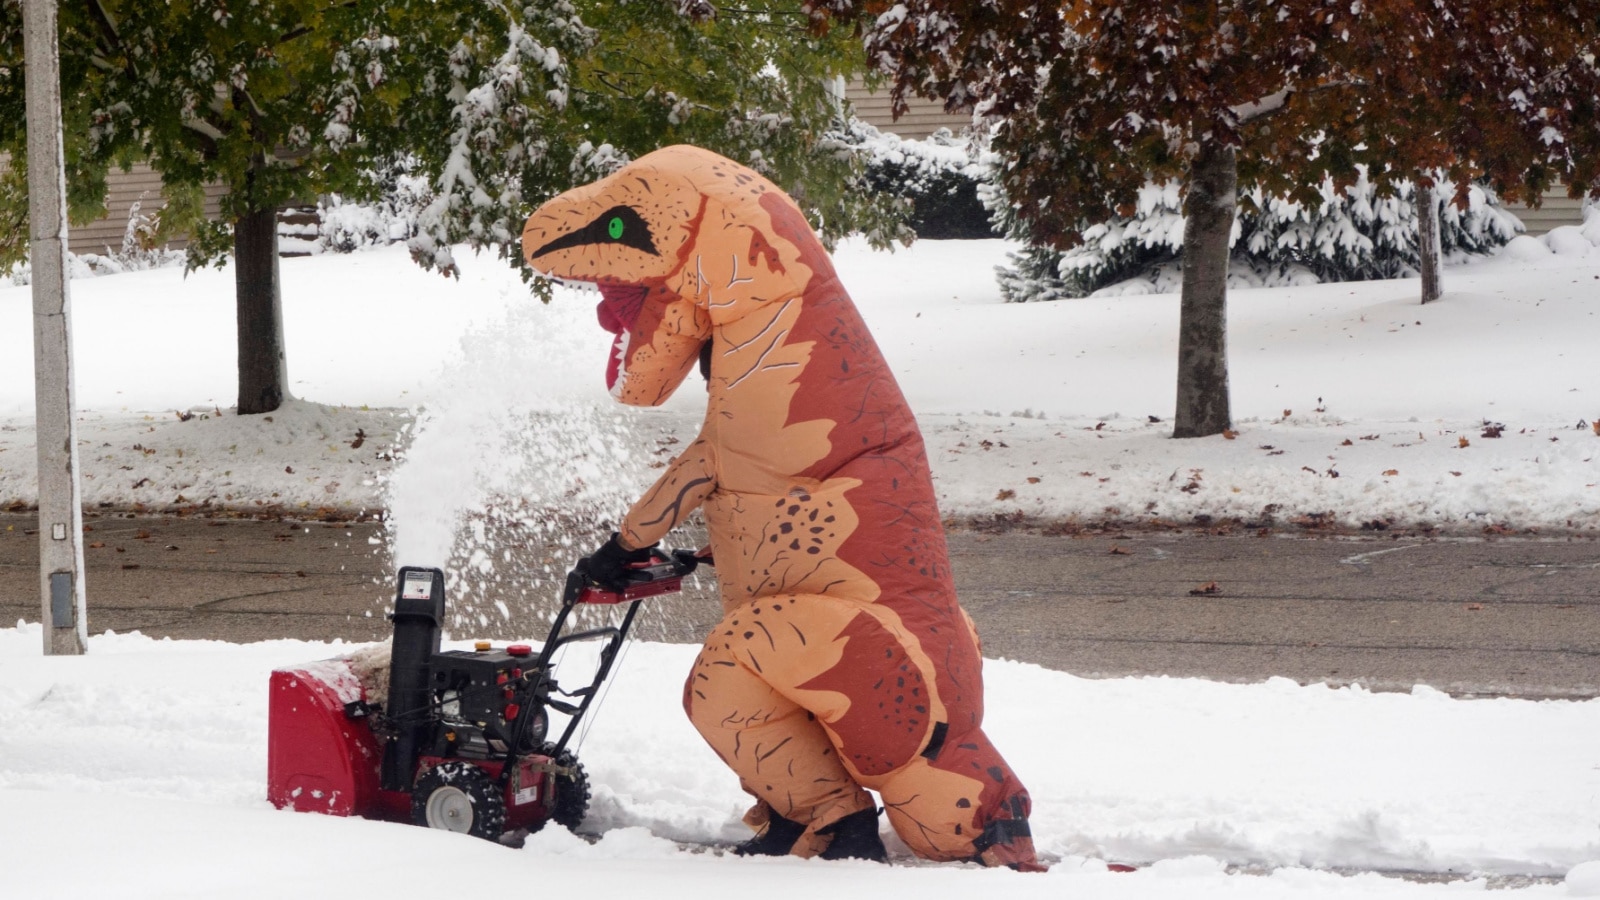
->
[[2, 512, 1595, 699]]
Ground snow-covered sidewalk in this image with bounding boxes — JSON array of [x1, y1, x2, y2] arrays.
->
[[2, 624, 1597, 898]]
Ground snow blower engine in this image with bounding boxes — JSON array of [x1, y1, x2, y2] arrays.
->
[[267, 549, 700, 842]]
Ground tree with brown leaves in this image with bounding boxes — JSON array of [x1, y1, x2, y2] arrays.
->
[[806, 0, 1600, 437]]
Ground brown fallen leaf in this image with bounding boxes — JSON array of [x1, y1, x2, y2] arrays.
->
[[87, 541, 105, 549], [1223, 429, 1238, 440], [1382, 469, 1399, 476], [350, 429, 366, 450], [1341, 439, 1354, 446], [121, 564, 140, 570], [1458, 436, 1470, 449], [995, 488, 1017, 501], [1026, 476, 1042, 484], [1465, 603, 1484, 611], [285, 465, 295, 474], [1109, 546, 1130, 555], [1189, 581, 1222, 596]]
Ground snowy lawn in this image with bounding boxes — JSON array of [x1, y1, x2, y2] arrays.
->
[[2, 220, 1598, 539]]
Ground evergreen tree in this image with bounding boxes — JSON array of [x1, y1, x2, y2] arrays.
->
[[0, 0, 898, 413], [1000, 172, 1522, 299]]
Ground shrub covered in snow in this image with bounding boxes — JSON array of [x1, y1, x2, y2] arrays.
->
[[315, 162, 434, 254], [8, 200, 187, 285], [996, 170, 1524, 301], [1242, 173, 1521, 281], [839, 119, 997, 240]]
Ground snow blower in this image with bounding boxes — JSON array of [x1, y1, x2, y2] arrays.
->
[[267, 549, 700, 841]]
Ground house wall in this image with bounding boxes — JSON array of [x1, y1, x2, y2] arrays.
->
[[1508, 188, 1586, 236], [66, 162, 228, 256], [842, 79, 970, 141], [842, 79, 1585, 235]]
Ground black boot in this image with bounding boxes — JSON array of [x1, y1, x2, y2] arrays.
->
[[818, 808, 887, 863], [733, 811, 806, 857]]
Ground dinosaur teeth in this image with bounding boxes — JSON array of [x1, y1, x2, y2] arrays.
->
[[608, 328, 630, 397], [550, 275, 601, 294]]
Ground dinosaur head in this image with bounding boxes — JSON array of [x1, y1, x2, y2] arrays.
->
[[522, 145, 812, 406]]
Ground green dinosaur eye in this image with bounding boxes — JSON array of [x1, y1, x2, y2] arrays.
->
[[607, 216, 625, 240]]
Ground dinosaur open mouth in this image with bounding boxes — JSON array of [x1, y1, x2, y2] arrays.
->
[[596, 283, 649, 393]]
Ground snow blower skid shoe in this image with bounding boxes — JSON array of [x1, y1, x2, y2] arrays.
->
[[267, 552, 701, 842]]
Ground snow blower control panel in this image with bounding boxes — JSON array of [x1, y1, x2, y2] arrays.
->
[[428, 645, 547, 759]]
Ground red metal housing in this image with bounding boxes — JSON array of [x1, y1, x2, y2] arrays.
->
[[266, 659, 407, 822]]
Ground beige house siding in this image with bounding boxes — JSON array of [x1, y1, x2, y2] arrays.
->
[[1506, 188, 1585, 236], [843, 79, 970, 141], [67, 163, 228, 256]]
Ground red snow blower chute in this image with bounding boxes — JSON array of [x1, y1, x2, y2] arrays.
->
[[267, 548, 700, 841]]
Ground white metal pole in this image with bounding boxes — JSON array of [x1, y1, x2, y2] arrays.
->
[[24, 0, 88, 655]]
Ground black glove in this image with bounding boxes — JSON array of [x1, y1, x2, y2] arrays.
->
[[582, 532, 657, 592]]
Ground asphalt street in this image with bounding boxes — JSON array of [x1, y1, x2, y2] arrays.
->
[[1, 512, 1595, 699]]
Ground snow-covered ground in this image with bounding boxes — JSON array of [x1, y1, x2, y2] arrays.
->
[[3, 625, 1598, 898], [2, 220, 1599, 895]]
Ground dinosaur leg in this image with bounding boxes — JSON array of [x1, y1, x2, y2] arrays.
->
[[683, 599, 874, 857], [686, 593, 1039, 867], [802, 606, 1039, 867], [860, 727, 1041, 868]]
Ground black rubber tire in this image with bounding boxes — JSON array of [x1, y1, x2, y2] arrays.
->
[[411, 761, 506, 841], [530, 742, 591, 833]]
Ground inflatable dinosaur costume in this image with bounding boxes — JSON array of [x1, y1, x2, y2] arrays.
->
[[522, 145, 1038, 869]]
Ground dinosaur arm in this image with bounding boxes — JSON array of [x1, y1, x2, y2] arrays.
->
[[619, 436, 718, 549]]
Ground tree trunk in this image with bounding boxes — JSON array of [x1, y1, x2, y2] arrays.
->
[[1173, 143, 1236, 439], [234, 198, 289, 415], [1416, 176, 1442, 304]]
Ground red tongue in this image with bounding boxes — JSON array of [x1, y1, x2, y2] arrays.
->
[[596, 296, 625, 335], [596, 283, 647, 332]]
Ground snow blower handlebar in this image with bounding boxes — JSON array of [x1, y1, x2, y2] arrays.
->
[[571, 547, 706, 605], [517, 547, 706, 758]]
